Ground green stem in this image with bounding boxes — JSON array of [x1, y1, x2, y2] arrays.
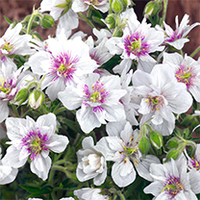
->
[[117, 191, 126, 200], [54, 107, 67, 115], [78, 12, 95, 29], [27, 7, 39, 34], [190, 46, 200, 57], [11, 104, 20, 117], [109, 0, 113, 14], [48, 168, 55, 185], [52, 165, 66, 173], [161, 0, 168, 28]]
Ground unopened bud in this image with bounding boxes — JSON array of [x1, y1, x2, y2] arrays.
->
[[139, 136, 150, 154], [144, 1, 162, 18], [166, 149, 180, 161], [112, 0, 124, 13], [14, 88, 29, 106], [149, 131, 163, 149], [28, 89, 44, 109], [166, 137, 179, 149], [105, 13, 116, 29]]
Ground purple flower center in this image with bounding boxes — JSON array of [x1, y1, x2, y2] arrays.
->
[[165, 29, 183, 43], [48, 53, 79, 84], [82, 81, 109, 113], [163, 176, 183, 199], [145, 95, 164, 112], [21, 128, 49, 160], [0, 77, 18, 100], [175, 65, 196, 89], [190, 156, 200, 171], [83, 81, 108, 104], [124, 32, 150, 57]]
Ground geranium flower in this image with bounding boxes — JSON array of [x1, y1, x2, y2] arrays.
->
[[0, 23, 34, 57], [98, 121, 159, 187], [163, 52, 200, 102], [156, 14, 200, 49], [132, 64, 193, 135], [106, 8, 164, 74], [58, 73, 127, 133], [2, 113, 69, 180], [76, 137, 107, 186], [185, 144, 200, 194], [0, 58, 33, 123], [28, 36, 98, 101], [144, 155, 199, 200], [40, 0, 79, 32]]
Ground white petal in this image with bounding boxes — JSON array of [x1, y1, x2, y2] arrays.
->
[[47, 134, 69, 153], [30, 155, 51, 180], [111, 160, 136, 187]]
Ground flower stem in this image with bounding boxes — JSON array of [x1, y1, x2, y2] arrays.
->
[[78, 12, 95, 29], [190, 46, 200, 57], [27, 6, 39, 34], [161, 0, 168, 28]]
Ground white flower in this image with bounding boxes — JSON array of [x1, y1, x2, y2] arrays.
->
[[156, 14, 200, 49], [0, 23, 34, 57], [28, 36, 98, 101], [74, 188, 109, 200], [163, 52, 200, 102], [40, 0, 79, 32], [132, 64, 193, 135], [0, 147, 18, 185], [144, 155, 199, 200], [85, 36, 113, 67], [58, 73, 127, 133], [98, 121, 160, 187], [0, 58, 33, 123], [72, 0, 109, 13], [76, 137, 107, 186], [185, 144, 200, 194], [106, 8, 164, 74], [2, 113, 69, 180]]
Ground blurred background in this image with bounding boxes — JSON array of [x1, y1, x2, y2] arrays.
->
[[0, 0, 200, 59]]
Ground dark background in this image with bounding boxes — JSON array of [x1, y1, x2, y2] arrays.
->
[[0, 0, 200, 59]]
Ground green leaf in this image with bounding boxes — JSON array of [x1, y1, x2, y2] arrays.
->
[[4, 16, 12, 24]]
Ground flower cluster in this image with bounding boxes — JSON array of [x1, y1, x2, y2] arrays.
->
[[0, 0, 200, 199]]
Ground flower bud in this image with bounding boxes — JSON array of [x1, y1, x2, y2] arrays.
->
[[14, 88, 29, 106], [40, 14, 54, 28], [149, 131, 163, 149], [105, 13, 116, 29], [111, 0, 124, 13], [165, 149, 180, 161], [144, 1, 162, 18], [138, 136, 150, 154], [166, 137, 179, 149], [28, 89, 44, 109]]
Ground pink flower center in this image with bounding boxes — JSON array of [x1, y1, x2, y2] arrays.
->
[[124, 32, 150, 57], [0, 77, 18, 100], [145, 95, 164, 112], [175, 65, 196, 89], [21, 128, 49, 160], [49, 53, 79, 84], [163, 176, 183, 199], [190, 156, 200, 171]]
